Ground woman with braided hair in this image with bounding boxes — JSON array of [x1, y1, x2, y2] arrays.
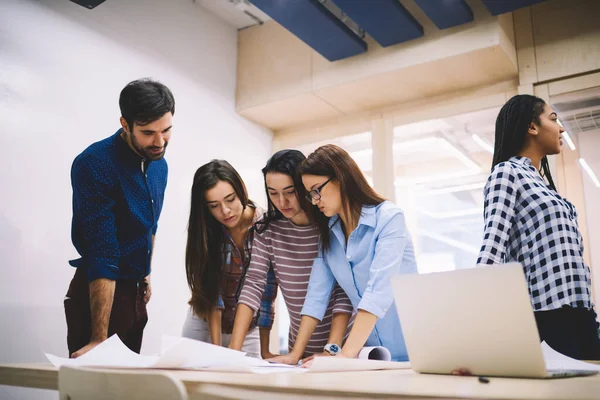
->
[[477, 94, 600, 360]]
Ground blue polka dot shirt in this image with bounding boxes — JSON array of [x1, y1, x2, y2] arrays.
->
[[69, 130, 168, 281]]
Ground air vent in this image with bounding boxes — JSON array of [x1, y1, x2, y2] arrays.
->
[[562, 110, 600, 134], [553, 88, 600, 135]]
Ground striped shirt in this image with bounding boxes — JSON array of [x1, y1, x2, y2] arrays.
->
[[238, 218, 354, 356]]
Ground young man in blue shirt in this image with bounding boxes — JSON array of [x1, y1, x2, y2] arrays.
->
[[65, 78, 175, 358]]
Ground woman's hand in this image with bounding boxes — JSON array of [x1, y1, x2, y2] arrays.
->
[[267, 353, 301, 365], [261, 351, 280, 360]]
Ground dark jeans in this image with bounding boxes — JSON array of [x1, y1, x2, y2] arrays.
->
[[534, 306, 600, 360], [64, 267, 148, 356]]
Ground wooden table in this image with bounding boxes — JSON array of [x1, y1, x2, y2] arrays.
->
[[2, 363, 600, 399]]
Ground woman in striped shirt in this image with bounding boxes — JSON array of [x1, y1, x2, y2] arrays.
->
[[230, 150, 353, 360]]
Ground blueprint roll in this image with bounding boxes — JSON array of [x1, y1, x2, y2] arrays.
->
[[358, 346, 392, 361]]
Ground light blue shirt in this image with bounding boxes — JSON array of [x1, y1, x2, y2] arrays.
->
[[301, 201, 418, 361]]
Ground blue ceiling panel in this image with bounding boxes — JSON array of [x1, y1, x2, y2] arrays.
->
[[334, 0, 423, 47], [414, 0, 473, 30], [249, 0, 367, 62], [481, 0, 547, 16]]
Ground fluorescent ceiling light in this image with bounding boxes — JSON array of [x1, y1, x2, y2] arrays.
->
[[416, 207, 482, 219], [578, 158, 600, 187], [557, 119, 576, 150], [396, 169, 481, 186], [561, 132, 576, 151], [330, 135, 483, 186], [395, 137, 479, 169], [471, 134, 494, 154], [419, 182, 486, 196], [394, 137, 481, 185]]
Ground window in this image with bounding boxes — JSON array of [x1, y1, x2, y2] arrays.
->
[[296, 132, 373, 185], [392, 108, 499, 273]]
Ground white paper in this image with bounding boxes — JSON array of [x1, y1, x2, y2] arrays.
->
[[153, 336, 249, 369], [309, 357, 410, 372], [357, 346, 392, 361], [45, 336, 410, 374], [542, 341, 600, 372], [46, 335, 159, 368], [45, 335, 303, 374]]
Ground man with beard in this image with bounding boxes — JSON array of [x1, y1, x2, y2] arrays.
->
[[65, 78, 175, 358]]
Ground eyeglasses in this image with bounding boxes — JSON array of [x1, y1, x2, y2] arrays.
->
[[305, 178, 332, 203]]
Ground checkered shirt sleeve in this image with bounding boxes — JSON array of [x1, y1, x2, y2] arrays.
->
[[255, 266, 278, 329], [477, 162, 517, 265]]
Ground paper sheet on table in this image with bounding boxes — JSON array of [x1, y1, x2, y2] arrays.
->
[[46, 335, 159, 368], [156, 336, 303, 373], [45, 335, 303, 374], [309, 357, 410, 372], [542, 341, 600, 372]]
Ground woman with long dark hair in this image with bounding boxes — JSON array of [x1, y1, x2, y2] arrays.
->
[[181, 160, 277, 358], [272, 144, 418, 363], [229, 150, 353, 360], [478, 94, 600, 360]]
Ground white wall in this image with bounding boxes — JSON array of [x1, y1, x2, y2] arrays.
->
[[0, 0, 272, 398]]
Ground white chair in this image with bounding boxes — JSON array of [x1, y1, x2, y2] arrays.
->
[[191, 383, 380, 400], [58, 366, 188, 400]]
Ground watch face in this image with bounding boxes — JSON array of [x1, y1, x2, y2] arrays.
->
[[330, 344, 339, 353]]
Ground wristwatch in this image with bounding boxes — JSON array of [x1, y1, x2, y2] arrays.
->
[[323, 343, 340, 356]]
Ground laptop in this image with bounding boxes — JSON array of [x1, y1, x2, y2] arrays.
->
[[390, 263, 598, 378]]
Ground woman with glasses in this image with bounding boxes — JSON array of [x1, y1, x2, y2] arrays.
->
[[182, 160, 277, 358], [229, 150, 353, 360], [273, 144, 418, 364], [478, 94, 600, 360]]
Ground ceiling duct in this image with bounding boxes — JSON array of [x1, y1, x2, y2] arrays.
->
[[249, 0, 367, 61], [317, 0, 365, 40]]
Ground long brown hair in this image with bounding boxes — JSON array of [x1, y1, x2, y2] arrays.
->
[[299, 144, 385, 251], [185, 160, 250, 316]]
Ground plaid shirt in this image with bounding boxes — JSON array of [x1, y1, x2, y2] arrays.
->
[[218, 204, 277, 334], [477, 156, 593, 311]]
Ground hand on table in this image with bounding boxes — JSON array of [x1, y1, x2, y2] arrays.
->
[[267, 353, 300, 365], [71, 339, 104, 358]]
